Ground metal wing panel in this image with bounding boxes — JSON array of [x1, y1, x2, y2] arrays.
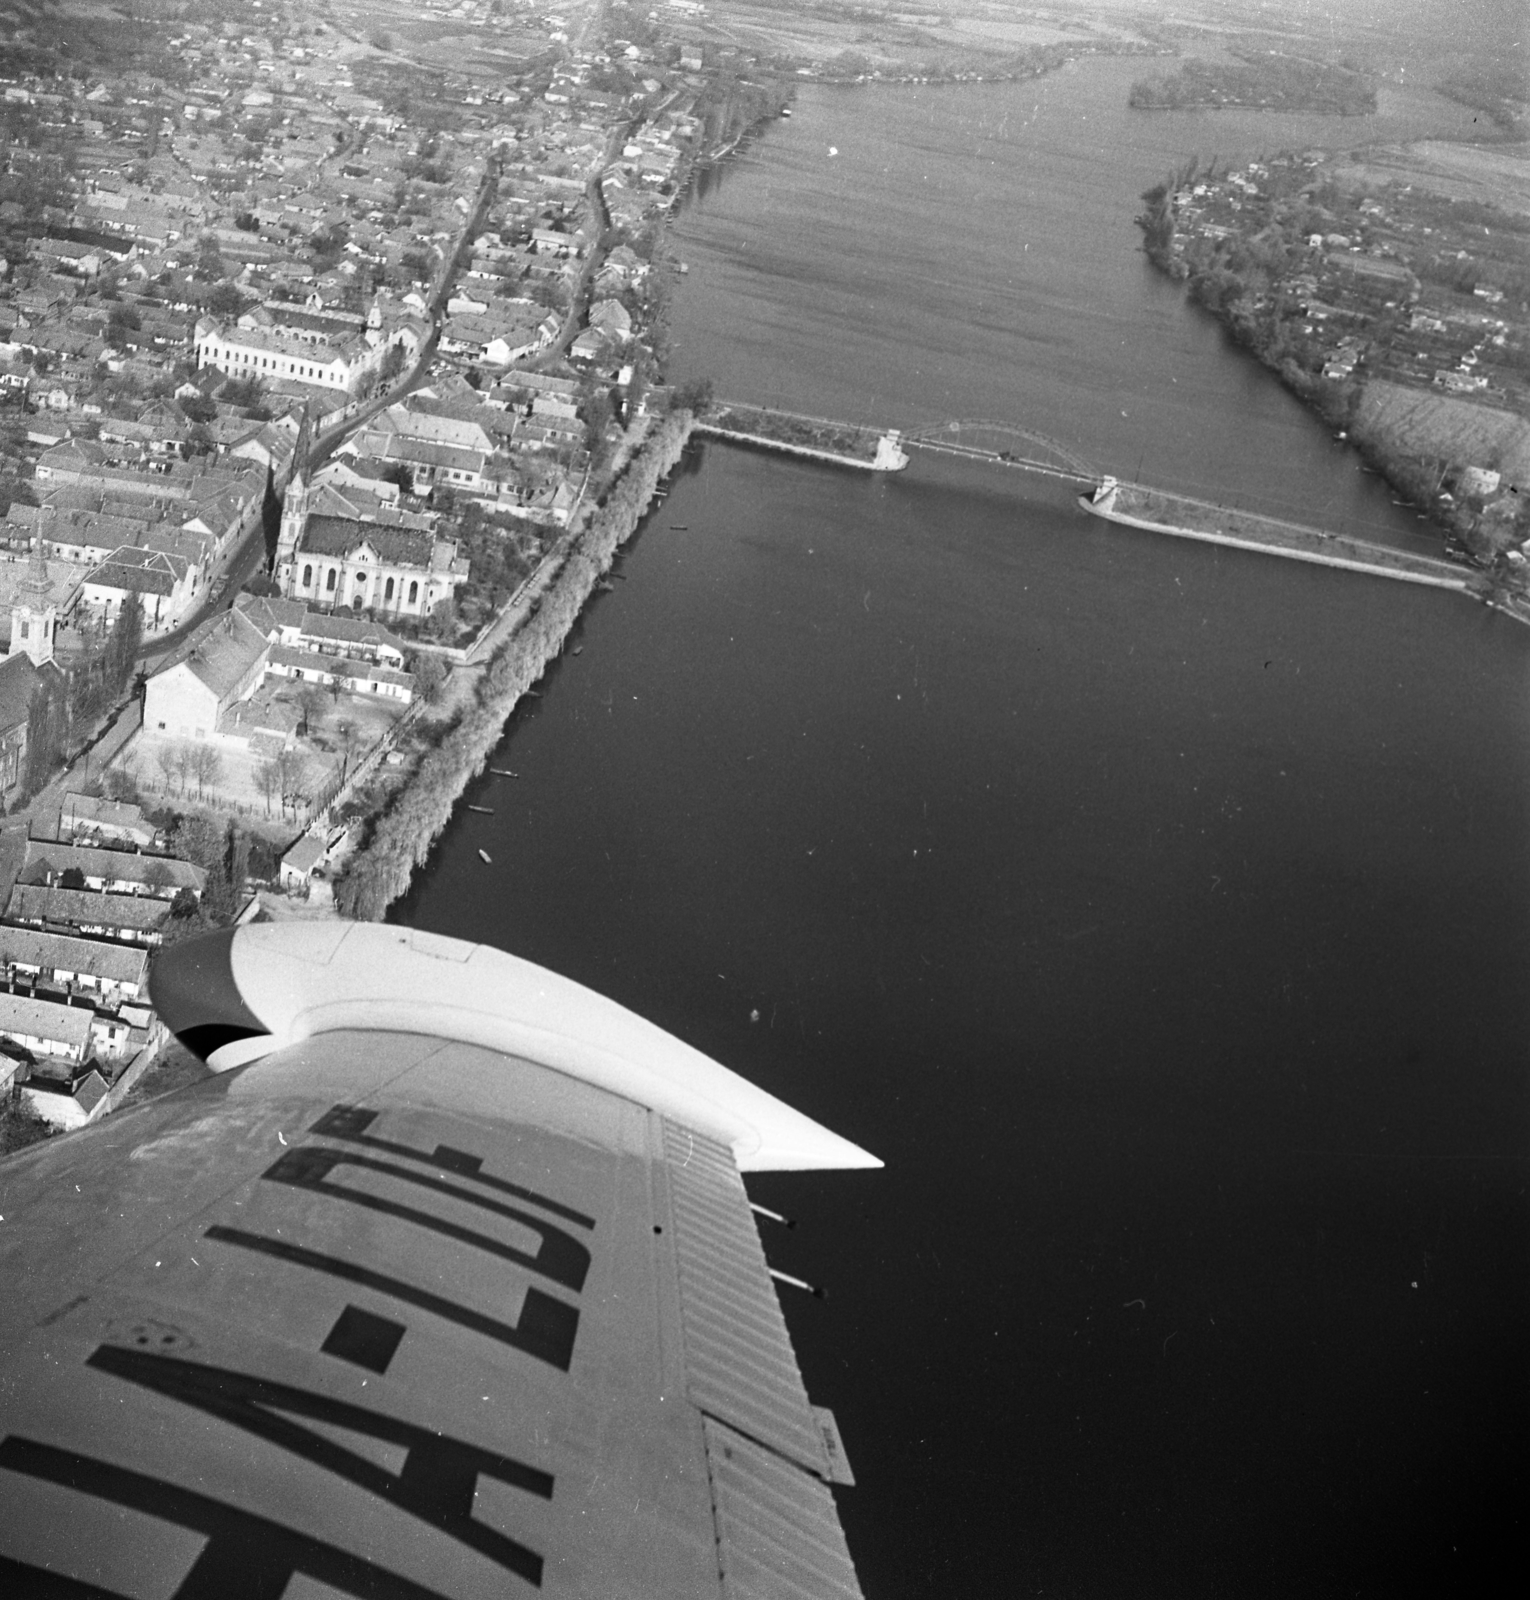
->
[[663, 1120, 833, 1480], [703, 1417, 865, 1600]]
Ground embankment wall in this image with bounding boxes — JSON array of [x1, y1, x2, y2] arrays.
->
[[694, 423, 881, 470], [1079, 494, 1472, 593]]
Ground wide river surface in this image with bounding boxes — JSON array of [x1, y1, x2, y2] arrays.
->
[[398, 59, 1527, 1595]]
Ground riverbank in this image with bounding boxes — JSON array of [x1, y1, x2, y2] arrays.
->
[[1080, 478, 1476, 593], [332, 408, 697, 921]]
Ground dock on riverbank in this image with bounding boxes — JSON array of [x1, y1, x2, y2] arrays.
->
[[1079, 478, 1475, 594]]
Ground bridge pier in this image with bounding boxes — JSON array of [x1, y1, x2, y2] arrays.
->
[[873, 431, 909, 471]]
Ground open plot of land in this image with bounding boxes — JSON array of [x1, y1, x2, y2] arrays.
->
[[1334, 141, 1530, 216], [1359, 381, 1530, 484], [115, 685, 404, 824]]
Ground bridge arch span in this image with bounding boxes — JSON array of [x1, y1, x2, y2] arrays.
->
[[903, 420, 1094, 478]]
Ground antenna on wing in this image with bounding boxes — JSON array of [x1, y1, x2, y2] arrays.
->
[[750, 1202, 796, 1229], [769, 1268, 825, 1300]]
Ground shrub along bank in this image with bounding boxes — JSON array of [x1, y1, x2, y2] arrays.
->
[[333, 409, 696, 921]]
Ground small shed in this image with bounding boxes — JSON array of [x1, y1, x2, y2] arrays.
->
[[279, 833, 325, 891]]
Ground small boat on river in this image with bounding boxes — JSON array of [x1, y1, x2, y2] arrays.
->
[[670, 524, 689, 531], [467, 805, 493, 815], [490, 768, 519, 778], [478, 848, 492, 865]]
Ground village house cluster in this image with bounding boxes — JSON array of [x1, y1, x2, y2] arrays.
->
[[1158, 151, 1529, 543], [0, 791, 208, 1130], [0, 0, 723, 654]]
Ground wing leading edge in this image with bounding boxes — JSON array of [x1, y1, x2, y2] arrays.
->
[[0, 926, 876, 1598]]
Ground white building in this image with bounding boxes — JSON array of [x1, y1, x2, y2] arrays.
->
[[143, 607, 270, 740]]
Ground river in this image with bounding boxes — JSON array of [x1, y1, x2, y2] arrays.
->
[[395, 58, 1528, 1596]]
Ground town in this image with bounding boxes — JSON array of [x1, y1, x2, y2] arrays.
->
[[0, 0, 804, 1152]]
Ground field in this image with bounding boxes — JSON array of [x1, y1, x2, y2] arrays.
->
[[1333, 142, 1530, 217], [1357, 381, 1530, 485], [689, 0, 1119, 75]]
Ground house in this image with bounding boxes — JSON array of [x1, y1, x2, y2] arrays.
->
[[0, 926, 151, 1006], [356, 404, 494, 456], [143, 607, 271, 739], [227, 419, 300, 492], [79, 546, 197, 633], [278, 832, 325, 890], [378, 436, 492, 496], [17, 1064, 112, 1131], [235, 593, 410, 673], [58, 792, 158, 850], [298, 610, 409, 669], [312, 456, 401, 503], [570, 327, 613, 362], [263, 644, 415, 702], [588, 298, 633, 341], [0, 990, 95, 1065], [4, 883, 174, 945], [20, 840, 205, 900]]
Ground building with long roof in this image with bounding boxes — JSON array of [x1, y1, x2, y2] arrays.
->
[[142, 606, 270, 741]]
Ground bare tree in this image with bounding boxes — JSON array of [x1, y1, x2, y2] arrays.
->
[[255, 758, 281, 818], [155, 743, 178, 794], [190, 743, 223, 801], [296, 686, 327, 739], [275, 749, 309, 820], [173, 742, 196, 797]]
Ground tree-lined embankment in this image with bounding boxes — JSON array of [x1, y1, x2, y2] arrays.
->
[[334, 409, 697, 921]]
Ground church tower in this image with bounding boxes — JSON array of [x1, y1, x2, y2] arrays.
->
[[274, 404, 313, 589], [275, 462, 308, 585], [11, 510, 56, 668]]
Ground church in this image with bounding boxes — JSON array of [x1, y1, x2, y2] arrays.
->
[[0, 535, 67, 798], [272, 465, 469, 622]]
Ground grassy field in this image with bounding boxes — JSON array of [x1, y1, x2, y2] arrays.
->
[[1334, 142, 1530, 217]]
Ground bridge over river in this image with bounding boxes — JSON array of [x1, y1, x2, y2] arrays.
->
[[691, 400, 1482, 602]]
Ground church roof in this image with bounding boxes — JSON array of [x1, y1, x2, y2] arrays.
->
[[299, 515, 436, 570]]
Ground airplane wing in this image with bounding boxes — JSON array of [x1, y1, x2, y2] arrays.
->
[[0, 923, 878, 1599]]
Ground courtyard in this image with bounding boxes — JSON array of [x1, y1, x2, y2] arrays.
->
[[114, 677, 409, 825]]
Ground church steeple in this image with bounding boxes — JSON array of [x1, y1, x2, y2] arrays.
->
[[11, 501, 57, 667], [274, 404, 313, 581]]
